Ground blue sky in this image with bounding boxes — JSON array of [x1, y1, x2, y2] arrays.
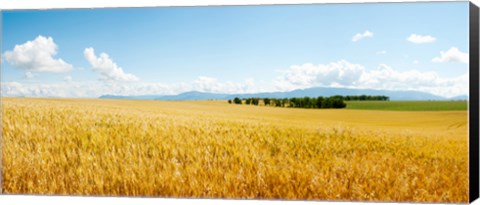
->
[[1, 2, 470, 98]]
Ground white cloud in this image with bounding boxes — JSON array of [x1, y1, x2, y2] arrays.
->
[[1, 81, 73, 98], [193, 76, 219, 92], [97, 81, 185, 97], [0, 81, 166, 98], [352, 30, 373, 42], [84, 47, 139, 82], [407, 34, 436, 44], [359, 64, 467, 98], [275, 60, 467, 98], [432, 47, 469, 64], [193, 76, 257, 93], [25, 72, 34, 79], [360, 64, 438, 88], [376, 50, 387, 55], [275, 60, 365, 91], [64, 76, 73, 82], [3, 35, 73, 73]]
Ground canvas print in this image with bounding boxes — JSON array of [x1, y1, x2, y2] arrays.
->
[[0, 2, 471, 203]]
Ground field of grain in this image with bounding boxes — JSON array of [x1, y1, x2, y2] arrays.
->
[[1, 97, 469, 203]]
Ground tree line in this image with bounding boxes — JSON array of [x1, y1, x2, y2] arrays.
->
[[228, 96, 346, 109], [334, 95, 389, 101], [227, 95, 389, 109]]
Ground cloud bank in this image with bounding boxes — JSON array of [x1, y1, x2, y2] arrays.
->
[[1, 76, 259, 98], [275, 60, 467, 98]]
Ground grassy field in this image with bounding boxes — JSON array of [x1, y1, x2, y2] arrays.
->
[[1, 97, 469, 203], [345, 100, 467, 111]]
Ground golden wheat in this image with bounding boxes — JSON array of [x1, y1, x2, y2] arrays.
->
[[1, 97, 468, 202]]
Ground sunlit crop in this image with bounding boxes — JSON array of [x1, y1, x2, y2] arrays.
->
[[1, 97, 468, 203]]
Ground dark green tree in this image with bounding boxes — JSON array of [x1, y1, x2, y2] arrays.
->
[[304, 97, 311, 108], [282, 98, 289, 107], [322, 98, 332, 108], [330, 97, 346, 108], [264, 98, 271, 106], [275, 100, 282, 107], [252, 98, 259, 105], [316, 96, 324, 108], [233, 97, 242, 104]]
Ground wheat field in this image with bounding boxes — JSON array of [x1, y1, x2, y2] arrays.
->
[[1, 97, 469, 203]]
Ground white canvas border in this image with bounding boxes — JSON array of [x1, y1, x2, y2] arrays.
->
[[0, 0, 477, 205]]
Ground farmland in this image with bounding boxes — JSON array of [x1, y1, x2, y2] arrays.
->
[[1, 97, 469, 203], [345, 100, 468, 111]]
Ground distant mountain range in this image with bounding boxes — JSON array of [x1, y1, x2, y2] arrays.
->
[[99, 87, 468, 101]]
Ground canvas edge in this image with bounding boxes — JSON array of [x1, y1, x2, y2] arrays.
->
[[470, 1, 480, 203]]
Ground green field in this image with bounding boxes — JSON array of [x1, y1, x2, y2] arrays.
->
[[345, 100, 468, 111]]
